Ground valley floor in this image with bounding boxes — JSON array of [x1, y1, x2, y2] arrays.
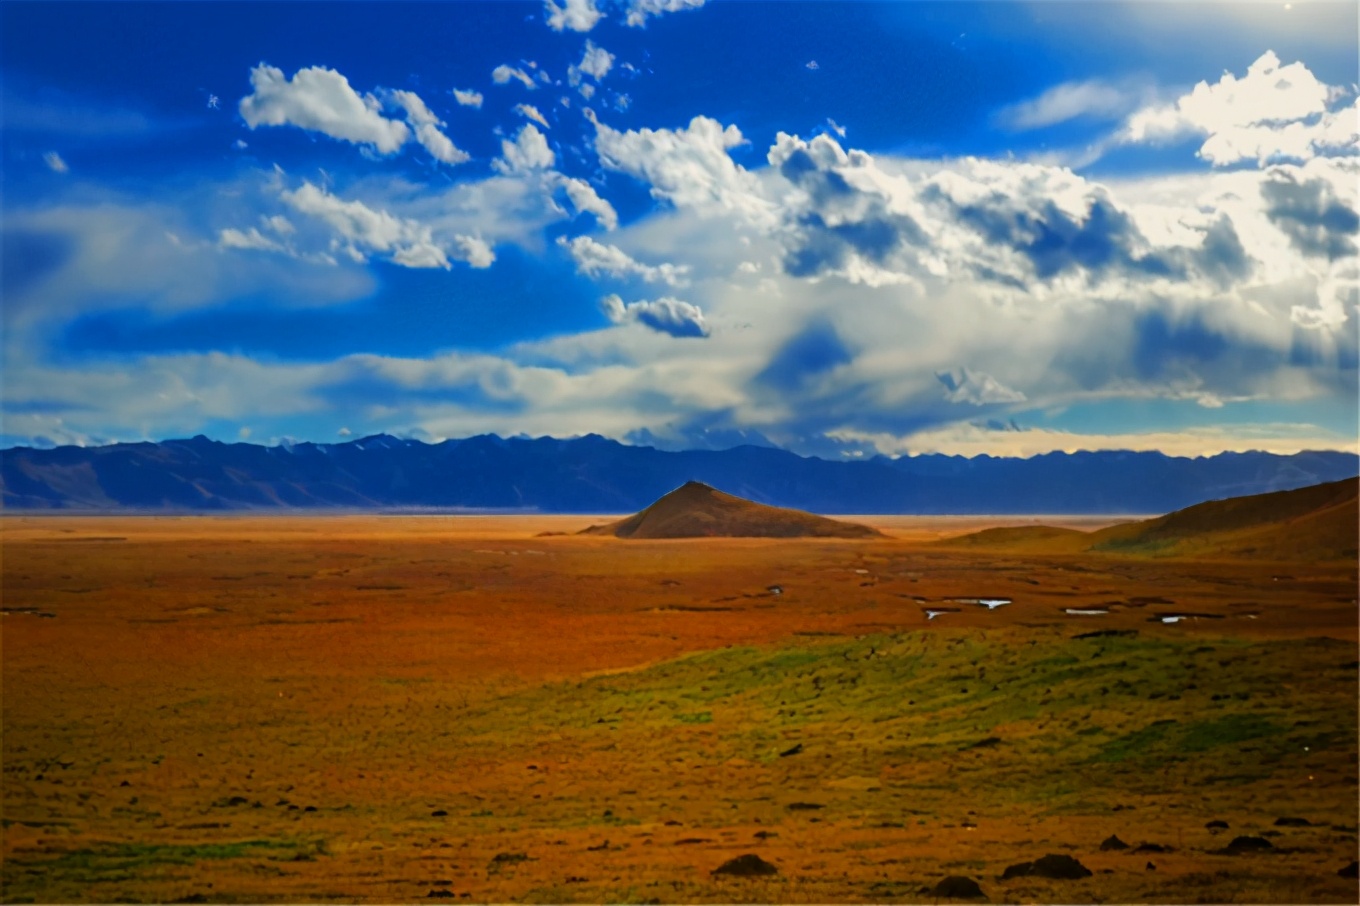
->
[[3, 516, 1357, 903]]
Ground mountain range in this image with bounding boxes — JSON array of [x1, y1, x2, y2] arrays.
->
[[2, 434, 1356, 514]]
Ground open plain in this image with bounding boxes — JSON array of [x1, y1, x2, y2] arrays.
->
[[3, 512, 1358, 903]]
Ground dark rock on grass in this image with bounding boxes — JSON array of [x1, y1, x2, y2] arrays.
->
[[786, 801, 824, 810], [491, 852, 529, 864], [712, 854, 779, 877], [753, 830, 778, 839], [963, 737, 1002, 750], [1224, 836, 1273, 852], [1274, 816, 1312, 826], [1099, 835, 1129, 851], [1073, 628, 1138, 640], [1146, 862, 1156, 871], [932, 876, 986, 899], [1133, 842, 1169, 853], [1339, 861, 1358, 879], [779, 743, 803, 757], [1004, 854, 1093, 880], [1205, 820, 1229, 831], [430, 810, 448, 817], [675, 838, 712, 845], [427, 891, 456, 899]]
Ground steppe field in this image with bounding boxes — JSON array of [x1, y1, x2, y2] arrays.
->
[[3, 514, 1358, 904]]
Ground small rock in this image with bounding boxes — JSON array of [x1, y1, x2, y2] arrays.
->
[[712, 854, 779, 877], [1145, 861, 1156, 871], [1205, 820, 1229, 831], [931, 876, 986, 899], [786, 801, 823, 810], [779, 743, 803, 757], [1225, 836, 1272, 852], [1099, 835, 1129, 851], [753, 831, 778, 839], [1273, 817, 1311, 827], [1001, 862, 1033, 880], [431, 810, 447, 817], [1339, 861, 1358, 879], [1027, 854, 1093, 879], [427, 890, 455, 899], [1133, 842, 1168, 853]]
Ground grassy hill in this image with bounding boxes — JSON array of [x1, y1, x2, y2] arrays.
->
[[947, 477, 1358, 562]]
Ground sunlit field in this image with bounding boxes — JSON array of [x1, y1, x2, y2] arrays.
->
[[4, 515, 1356, 903]]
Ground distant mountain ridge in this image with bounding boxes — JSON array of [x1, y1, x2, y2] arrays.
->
[[1, 433, 1356, 514]]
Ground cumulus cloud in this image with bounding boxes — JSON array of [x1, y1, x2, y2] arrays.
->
[[452, 88, 483, 108], [935, 368, 1027, 405], [493, 124, 555, 174], [281, 181, 492, 269], [625, 0, 706, 28], [590, 112, 774, 226], [998, 78, 1151, 130], [1121, 51, 1357, 166], [545, 0, 603, 32], [601, 293, 709, 337], [492, 64, 537, 90], [514, 103, 552, 129], [558, 235, 690, 285], [239, 64, 410, 154], [43, 151, 69, 173]]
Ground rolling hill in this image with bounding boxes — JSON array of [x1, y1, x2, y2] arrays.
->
[[580, 481, 881, 539], [949, 477, 1359, 561]]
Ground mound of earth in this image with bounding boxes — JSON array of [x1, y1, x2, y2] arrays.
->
[[946, 477, 1358, 561], [712, 854, 779, 877], [580, 481, 882, 539]]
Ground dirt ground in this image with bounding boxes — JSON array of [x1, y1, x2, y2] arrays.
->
[[3, 515, 1357, 903]]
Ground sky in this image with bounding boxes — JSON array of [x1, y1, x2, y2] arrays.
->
[[1, 0, 1357, 458]]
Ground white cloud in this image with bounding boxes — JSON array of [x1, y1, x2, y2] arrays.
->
[[545, 0, 603, 33], [281, 181, 491, 269], [830, 423, 1358, 458], [492, 64, 538, 90], [452, 88, 483, 108], [590, 112, 774, 226], [238, 64, 410, 154], [998, 78, 1151, 131], [43, 151, 69, 173], [558, 176, 619, 230], [514, 103, 552, 129], [218, 226, 286, 253], [337, 426, 352, 437], [1121, 51, 1356, 166], [625, 0, 706, 28], [601, 293, 709, 338], [493, 124, 555, 174], [389, 90, 470, 164], [569, 40, 615, 87], [558, 235, 690, 285]]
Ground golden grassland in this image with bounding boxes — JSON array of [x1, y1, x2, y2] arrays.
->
[[2, 514, 1357, 903]]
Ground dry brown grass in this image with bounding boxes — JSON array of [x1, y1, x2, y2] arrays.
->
[[3, 514, 1356, 903]]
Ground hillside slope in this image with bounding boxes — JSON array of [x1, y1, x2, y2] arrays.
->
[[948, 477, 1359, 561], [581, 481, 881, 539]]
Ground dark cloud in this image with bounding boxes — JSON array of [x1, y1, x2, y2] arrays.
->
[[774, 141, 927, 280], [754, 320, 854, 392], [1261, 171, 1359, 261], [1, 229, 74, 300]]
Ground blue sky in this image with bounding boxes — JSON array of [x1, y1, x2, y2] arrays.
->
[[2, 0, 1357, 456]]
